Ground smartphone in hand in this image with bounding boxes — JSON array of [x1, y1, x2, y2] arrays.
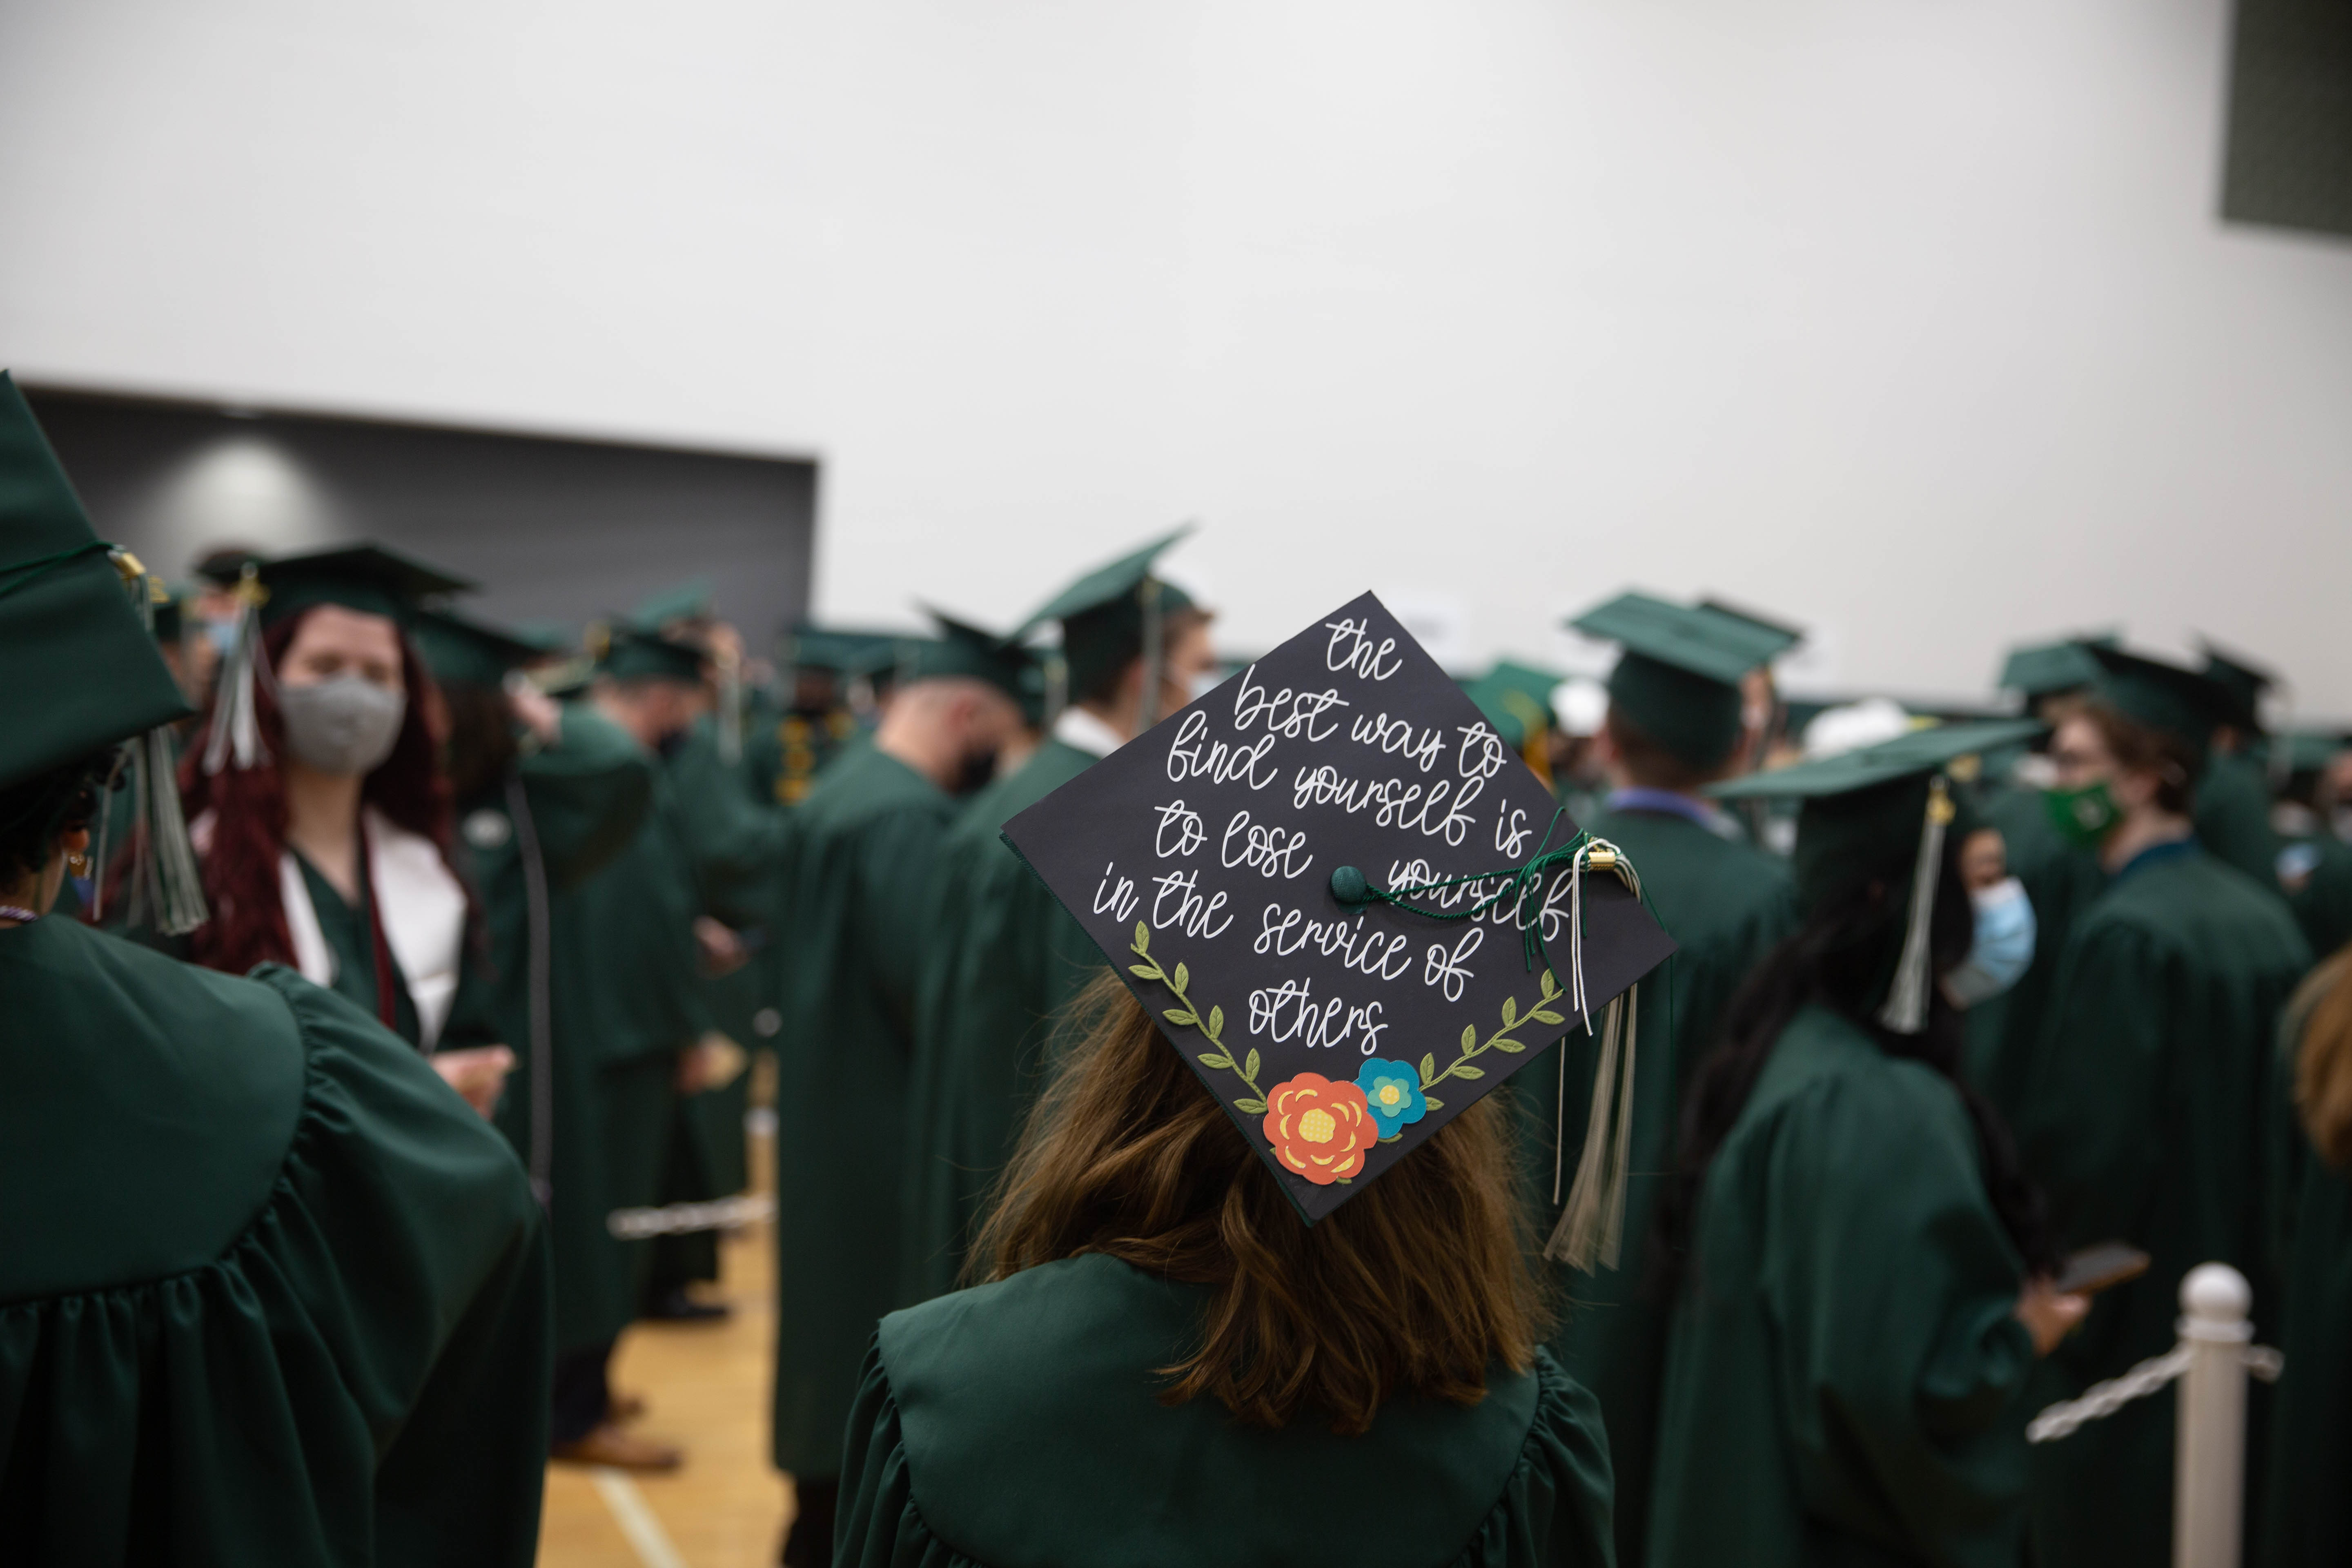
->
[[2051, 1241, 2152, 1297]]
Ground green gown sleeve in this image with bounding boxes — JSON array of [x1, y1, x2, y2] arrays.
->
[[833, 1337, 1616, 1568], [664, 714, 788, 926], [0, 963, 551, 1566], [521, 706, 657, 891]]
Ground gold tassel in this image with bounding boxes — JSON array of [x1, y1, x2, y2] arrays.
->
[[1542, 837, 1645, 1272]]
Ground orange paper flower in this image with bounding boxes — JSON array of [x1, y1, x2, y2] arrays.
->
[[1261, 1073, 1380, 1185]]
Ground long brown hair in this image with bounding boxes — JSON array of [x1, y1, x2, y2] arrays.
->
[[973, 975, 1546, 1435], [2294, 944, 2352, 1169], [169, 608, 456, 975]]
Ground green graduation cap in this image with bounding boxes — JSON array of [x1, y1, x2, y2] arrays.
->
[[0, 372, 194, 790], [1997, 634, 2117, 698], [2283, 728, 2350, 777], [594, 621, 707, 685], [905, 609, 1038, 709], [411, 607, 547, 690], [1712, 717, 2045, 1032], [2086, 645, 2233, 766], [1568, 591, 1786, 771], [633, 578, 715, 631], [1014, 527, 1198, 708], [782, 625, 908, 677], [1466, 661, 1565, 751], [1696, 595, 1805, 657], [254, 543, 474, 628], [2197, 639, 2277, 733]]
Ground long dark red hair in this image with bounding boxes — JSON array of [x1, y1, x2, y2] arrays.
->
[[171, 608, 458, 976]]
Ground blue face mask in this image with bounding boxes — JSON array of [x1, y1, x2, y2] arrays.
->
[[1944, 876, 2036, 1007]]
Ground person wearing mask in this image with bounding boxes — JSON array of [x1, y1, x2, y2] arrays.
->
[[2267, 940, 2352, 1567], [899, 535, 1219, 1305], [770, 615, 1032, 1565], [171, 543, 516, 1115], [548, 621, 730, 1469], [0, 373, 550, 1562], [837, 974, 1616, 1568], [2195, 642, 2286, 894], [1648, 720, 2084, 1566], [1961, 637, 2113, 1126], [1507, 591, 1799, 1567], [2017, 646, 2310, 1566]]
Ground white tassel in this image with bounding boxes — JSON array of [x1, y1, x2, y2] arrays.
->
[[717, 648, 744, 766], [1875, 777, 1953, 1036], [202, 578, 271, 775], [142, 725, 208, 935], [1543, 837, 1646, 1272]]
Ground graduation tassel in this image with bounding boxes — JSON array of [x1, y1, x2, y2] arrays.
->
[[1137, 577, 1165, 731], [202, 565, 271, 775], [1875, 776, 1953, 1036], [1542, 836, 1645, 1272], [138, 723, 208, 934], [716, 641, 744, 766]]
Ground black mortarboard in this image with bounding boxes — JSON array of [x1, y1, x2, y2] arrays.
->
[[1001, 591, 1675, 1258], [1016, 528, 1200, 701], [255, 543, 474, 628], [1569, 591, 1785, 770]]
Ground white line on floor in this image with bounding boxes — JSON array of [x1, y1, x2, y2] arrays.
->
[[592, 1467, 688, 1568]]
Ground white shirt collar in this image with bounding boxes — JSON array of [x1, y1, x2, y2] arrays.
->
[[1051, 705, 1129, 760]]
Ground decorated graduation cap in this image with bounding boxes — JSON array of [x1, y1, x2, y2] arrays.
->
[[2085, 645, 2233, 768], [2196, 639, 2278, 734], [411, 607, 547, 689], [1569, 591, 1786, 771], [1016, 527, 1199, 719], [0, 371, 207, 931], [1001, 590, 1675, 1265], [1712, 718, 2045, 1033], [1997, 634, 2116, 698]]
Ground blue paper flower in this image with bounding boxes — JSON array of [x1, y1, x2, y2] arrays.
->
[[1355, 1060, 1428, 1136]]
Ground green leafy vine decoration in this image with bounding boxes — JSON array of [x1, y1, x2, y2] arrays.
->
[[1130, 927, 1572, 1124], [1129, 923, 1268, 1114], [1414, 967, 1568, 1099]]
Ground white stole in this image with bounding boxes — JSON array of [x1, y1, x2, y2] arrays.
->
[[275, 808, 467, 1049]]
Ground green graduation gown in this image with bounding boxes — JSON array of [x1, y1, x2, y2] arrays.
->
[[2194, 751, 2283, 895], [566, 747, 713, 1340], [836, 1253, 1616, 1568], [2016, 841, 2311, 1566], [292, 849, 425, 1045], [1512, 799, 1795, 1568], [771, 738, 957, 1478], [647, 714, 792, 1292], [1960, 782, 2108, 1125], [443, 706, 655, 1353], [0, 917, 551, 1564], [1647, 1005, 2037, 1567], [901, 737, 1107, 1302]]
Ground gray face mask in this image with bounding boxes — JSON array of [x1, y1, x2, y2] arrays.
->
[[278, 677, 407, 777]]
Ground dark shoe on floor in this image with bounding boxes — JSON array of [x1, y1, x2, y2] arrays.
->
[[645, 1285, 731, 1323], [550, 1421, 684, 1472]]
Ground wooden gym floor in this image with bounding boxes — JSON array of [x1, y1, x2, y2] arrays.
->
[[537, 1122, 796, 1568]]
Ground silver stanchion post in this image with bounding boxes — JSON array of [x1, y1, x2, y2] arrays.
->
[[2174, 1263, 2253, 1568]]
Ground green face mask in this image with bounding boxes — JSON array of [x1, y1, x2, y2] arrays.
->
[[2045, 780, 2120, 849]]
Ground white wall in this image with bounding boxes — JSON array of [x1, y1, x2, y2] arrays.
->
[[4, 0, 2348, 707]]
